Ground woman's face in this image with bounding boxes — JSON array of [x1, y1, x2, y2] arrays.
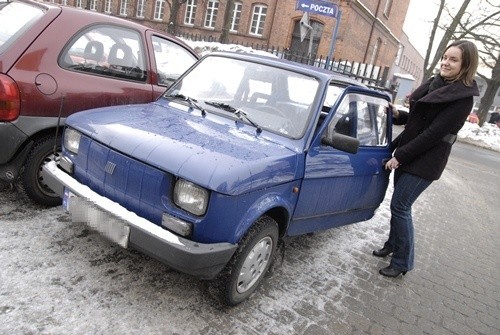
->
[[440, 46, 463, 80]]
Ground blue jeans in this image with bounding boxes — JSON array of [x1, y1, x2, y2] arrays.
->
[[383, 171, 432, 271]]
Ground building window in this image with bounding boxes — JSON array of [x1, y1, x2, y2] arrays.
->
[[230, 2, 242, 32], [204, 0, 219, 29], [136, 0, 145, 18], [184, 0, 197, 25], [89, 0, 97, 11], [104, 0, 112, 13], [154, 0, 165, 20], [384, 0, 393, 17], [75, 0, 83, 8], [120, 0, 128, 16], [250, 5, 267, 36], [61, 0, 67, 5]]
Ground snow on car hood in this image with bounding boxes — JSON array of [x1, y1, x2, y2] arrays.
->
[[66, 101, 300, 195]]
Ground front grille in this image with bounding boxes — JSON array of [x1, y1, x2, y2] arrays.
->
[[72, 137, 172, 226]]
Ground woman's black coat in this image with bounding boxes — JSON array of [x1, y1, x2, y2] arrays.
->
[[393, 77, 479, 180]]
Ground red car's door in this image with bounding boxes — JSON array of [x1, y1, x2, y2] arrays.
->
[[12, 19, 155, 118]]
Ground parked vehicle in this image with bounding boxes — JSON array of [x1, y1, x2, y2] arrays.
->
[[42, 52, 393, 305], [0, 0, 198, 206]]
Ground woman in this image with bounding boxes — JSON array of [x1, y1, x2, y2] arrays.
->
[[374, 40, 480, 277]]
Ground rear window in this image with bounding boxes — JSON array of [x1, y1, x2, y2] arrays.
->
[[0, 1, 44, 53]]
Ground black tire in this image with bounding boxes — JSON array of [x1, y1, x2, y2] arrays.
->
[[20, 135, 62, 207], [216, 216, 279, 306]]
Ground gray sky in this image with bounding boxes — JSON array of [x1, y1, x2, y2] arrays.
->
[[403, 0, 439, 57]]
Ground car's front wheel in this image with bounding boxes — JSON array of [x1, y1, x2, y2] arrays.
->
[[216, 216, 279, 306], [20, 135, 62, 207]]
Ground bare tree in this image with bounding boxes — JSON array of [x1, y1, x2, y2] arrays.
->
[[456, 1, 500, 125], [166, 0, 186, 35], [423, 0, 445, 80], [422, 0, 500, 125], [423, 0, 473, 81], [220, 0, 235, 43], [476, 52, 499, 125]]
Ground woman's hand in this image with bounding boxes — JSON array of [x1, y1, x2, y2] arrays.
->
[[388, 103, 400, 119], [385, 157, 400, 170]]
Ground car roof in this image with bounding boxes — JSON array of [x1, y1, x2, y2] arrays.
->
[[203, 51, 366, 88], [13, 0, 183, 37], [11, 0, 195, 54]]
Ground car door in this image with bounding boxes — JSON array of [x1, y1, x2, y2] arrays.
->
[[289, 86, 392, 235], [52, 23, 155, 116]]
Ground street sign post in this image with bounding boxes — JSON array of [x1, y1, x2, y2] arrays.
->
[[299, 12, 314, 55]]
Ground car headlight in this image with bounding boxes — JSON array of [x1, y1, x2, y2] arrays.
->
[[173, 179, 209, 216], [64, 128, 81, 154]]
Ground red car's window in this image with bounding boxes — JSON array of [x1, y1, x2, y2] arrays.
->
[[59, 25, 147, 82], [151, 36, 197, 87], [0, 1, 44, 54]]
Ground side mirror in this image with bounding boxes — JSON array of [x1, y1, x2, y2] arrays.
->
[[321, 132, 360, 154]]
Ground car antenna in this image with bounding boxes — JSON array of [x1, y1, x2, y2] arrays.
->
[[53, 94, 65, 155]]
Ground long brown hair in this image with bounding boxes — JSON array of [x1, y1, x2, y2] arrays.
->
[[442, 40, 479, 86]]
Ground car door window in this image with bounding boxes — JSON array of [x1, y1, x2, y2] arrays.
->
[[59, 25, 147, 82], [326, 93, 388, 146], [151, 36, 197, 87]]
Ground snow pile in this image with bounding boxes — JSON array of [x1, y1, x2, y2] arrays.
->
[[458, 121, 500, 152], [182, 39, 276, 58]]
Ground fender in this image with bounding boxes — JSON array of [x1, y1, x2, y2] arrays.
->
[[232, 181, 299, 243]]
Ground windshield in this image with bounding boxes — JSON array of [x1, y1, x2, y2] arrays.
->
[[165, 56, 320, 139], [0, 1, 44, 53]]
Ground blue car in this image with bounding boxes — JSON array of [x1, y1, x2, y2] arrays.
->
[[42, 52, 393, 305]]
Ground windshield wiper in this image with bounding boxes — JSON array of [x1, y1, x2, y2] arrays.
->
[[205, 101, 262, 134], [167, 94, 206, 116]]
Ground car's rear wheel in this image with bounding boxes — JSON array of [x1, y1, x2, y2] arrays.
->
[[215, 216, 279, 306], [20, 135, 62, 207]]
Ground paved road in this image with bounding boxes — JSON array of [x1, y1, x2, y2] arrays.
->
[[0, 143, 498, 335]]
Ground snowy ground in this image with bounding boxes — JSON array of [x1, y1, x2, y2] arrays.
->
[[182, 39, 500, 153], [457, 121, 500, 152]]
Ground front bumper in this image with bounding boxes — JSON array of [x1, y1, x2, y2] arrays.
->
[[41, 160, 237, 279]]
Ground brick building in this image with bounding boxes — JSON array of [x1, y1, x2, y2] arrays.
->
[[52, 1, 409, 67]]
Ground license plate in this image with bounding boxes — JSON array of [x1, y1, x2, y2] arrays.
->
[[63, 188, 130, 248]]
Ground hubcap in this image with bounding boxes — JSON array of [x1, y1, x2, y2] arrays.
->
[[236, 236, 273, 294], [38, 151, 59, 196]]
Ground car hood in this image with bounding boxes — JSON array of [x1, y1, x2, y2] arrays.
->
[[66, 102, 301, 195]]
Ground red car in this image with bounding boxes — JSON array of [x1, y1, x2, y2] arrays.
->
[[0, 0, 198, 205]]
